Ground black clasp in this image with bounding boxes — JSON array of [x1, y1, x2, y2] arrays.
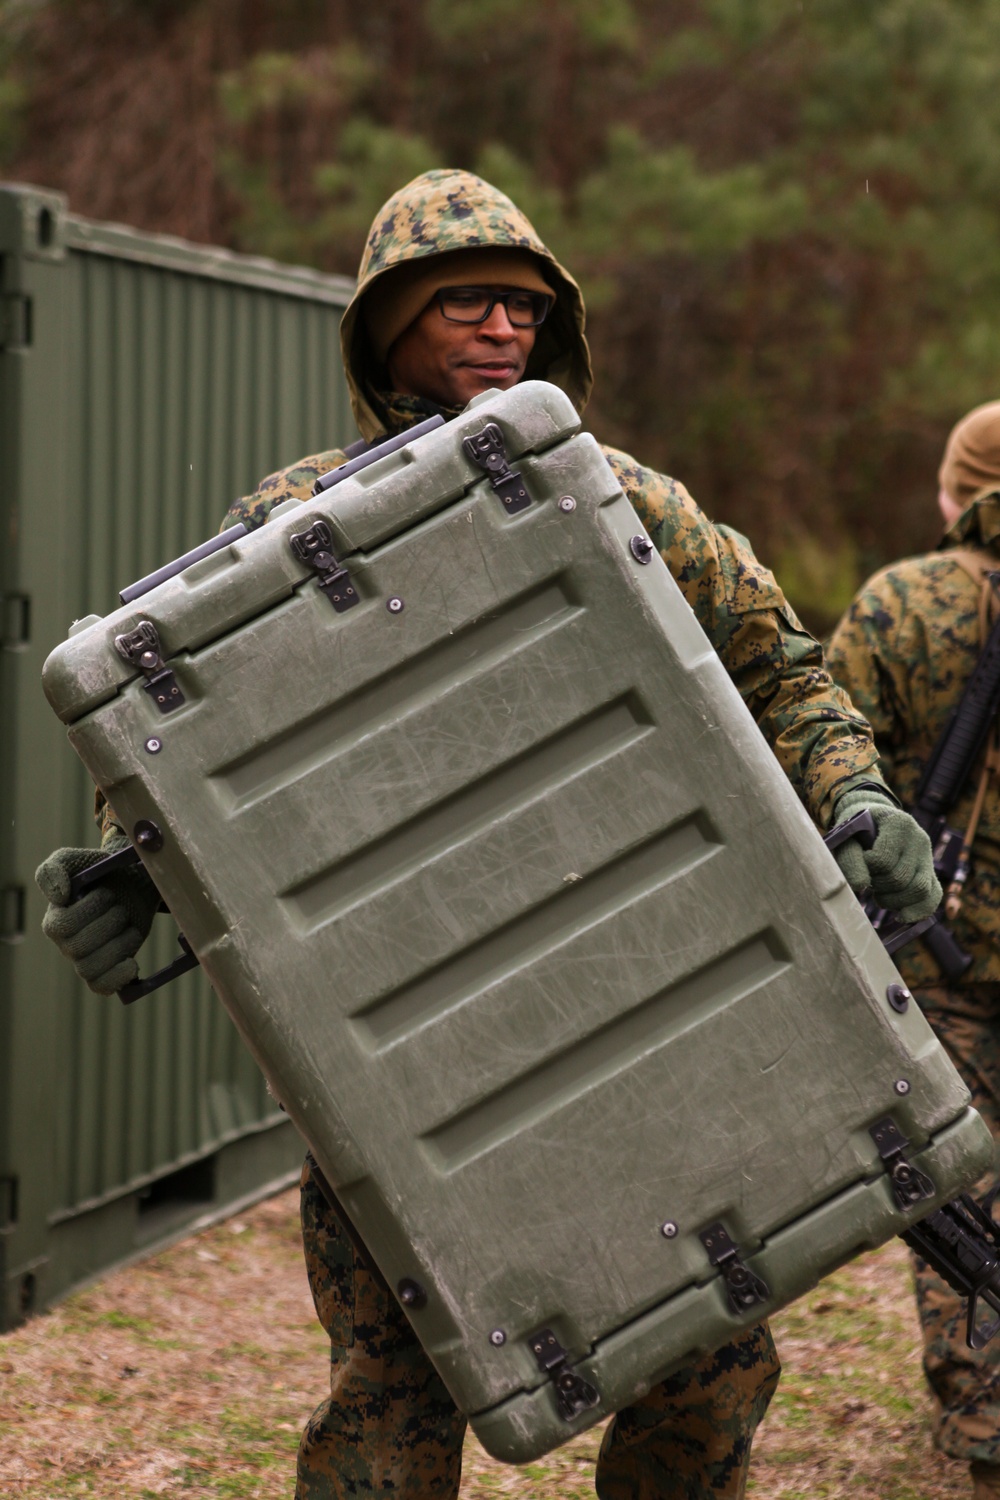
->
[[289, 520, 360, 613], [114, 620, 184, 714], [463, 423, 531, 514], [869, 1116, 935, 1211], [699, 1223, 770, 1314], [528, 1328, 600, 1422]]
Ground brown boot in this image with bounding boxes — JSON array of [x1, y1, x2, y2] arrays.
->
[[972, 1462, 1000, 1498]]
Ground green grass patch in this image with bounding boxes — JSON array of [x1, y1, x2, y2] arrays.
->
[[95, 1309, 156, 1334]]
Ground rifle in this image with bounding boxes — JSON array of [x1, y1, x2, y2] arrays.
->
[[865, 566, 1000, 980], [903, 1192, 1000, 1349], [822, 811, 1000, 1347]]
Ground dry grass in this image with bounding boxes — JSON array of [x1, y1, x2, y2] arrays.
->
[[0, 1187, 975, 1498]]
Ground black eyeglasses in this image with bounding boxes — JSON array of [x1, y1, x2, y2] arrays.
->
[[435, 286, 554, 327]]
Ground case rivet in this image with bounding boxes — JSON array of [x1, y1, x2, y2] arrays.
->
[[887, 983, 911, 1013], [397, 1277, 426, 1308], [661, 1220, 678, 1239], [133, 819, 164, 852], [894, 1078, 911, 1095], [630, 534, 654, 564], [387, 597, 404, 614], [489, 1328, 506, 1346], [144, 737, 162, 754], [558, 495, 576, 513]]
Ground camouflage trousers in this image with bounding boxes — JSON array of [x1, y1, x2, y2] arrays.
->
[[296, 1162, 780, 1499], [913, 984, 1000, 1464]]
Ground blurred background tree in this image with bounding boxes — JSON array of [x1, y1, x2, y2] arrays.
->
[[2, 0, 999, 628]]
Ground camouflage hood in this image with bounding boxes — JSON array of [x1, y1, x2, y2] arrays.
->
[[943, 488, 1000, 553], [340, 169, 593, 440]]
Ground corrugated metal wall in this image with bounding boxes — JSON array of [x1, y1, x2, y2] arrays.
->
[[0, 184, 356, 1323]]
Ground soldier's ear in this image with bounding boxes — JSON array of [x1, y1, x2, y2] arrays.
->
[[938, 487, 963, 529]]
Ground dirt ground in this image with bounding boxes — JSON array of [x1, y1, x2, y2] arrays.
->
[[0, 1185, 977, 1498]]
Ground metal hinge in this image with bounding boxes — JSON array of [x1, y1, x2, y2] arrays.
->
[[0, 1175, 18, 1228], [699, 1223, 770, 1314], [289, 520, 360, 613], [0, 885, 25, 943], [2, 593, 30, 648], [114, 620, 185, 713], [463, 423, 532, 514], [528, 1328, 601, 1422], [0, 293, 31, 349], [869, 1116, 935, 1211]]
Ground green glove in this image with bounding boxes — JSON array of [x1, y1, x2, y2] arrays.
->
[[35, 835, 161, 995], [831, 788, 942, 923]]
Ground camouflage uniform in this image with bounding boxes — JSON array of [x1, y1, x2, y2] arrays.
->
[[827, 493, 1000, 1470], [219, 170, 890, 1498]]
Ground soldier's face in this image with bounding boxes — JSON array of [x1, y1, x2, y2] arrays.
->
[[387, 288, 537, 409]]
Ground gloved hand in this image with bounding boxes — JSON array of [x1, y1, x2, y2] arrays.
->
[[830, 787, 942, 923], [35, 835, 161, 995]]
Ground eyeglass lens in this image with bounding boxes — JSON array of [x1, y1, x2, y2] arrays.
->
[[437, 287, 552, 327]]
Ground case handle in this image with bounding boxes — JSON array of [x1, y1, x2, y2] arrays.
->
[[822, 809, 936, 953], [68, 842, 200, 1005]]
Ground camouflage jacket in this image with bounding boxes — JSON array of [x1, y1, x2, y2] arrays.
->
[[827, 491, 1000, 986], [220, 390, 884, 834]]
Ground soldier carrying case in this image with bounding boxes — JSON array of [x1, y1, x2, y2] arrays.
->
[[42, 382, 995, 1462]]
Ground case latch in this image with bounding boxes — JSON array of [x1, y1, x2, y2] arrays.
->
[[463, 423, 531, 514], [289, 520, 360, 612], [114, 621, 184, 713], [528, 1327, 600, 1422], [869, 1116, 935, 1211], [699, 1223, 770, 1314]]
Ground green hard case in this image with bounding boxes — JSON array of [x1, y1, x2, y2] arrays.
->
[[42, 382, 992, 1462]]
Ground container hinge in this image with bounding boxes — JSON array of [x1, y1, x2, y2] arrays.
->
[[0, 885, 25, 943], [463, 423, 532, 514], [0, 293, 31, 349], [0, 1174, 18, 1228], [289, 520, 360, 613], [2, 593, 30, 648], [528, 1328, 600, 1422], [869, 1116, 935, 1211], [114, 620, 185, 713], [699, 1222, 771, 1314]]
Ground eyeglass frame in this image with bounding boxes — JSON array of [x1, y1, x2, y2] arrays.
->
[[433, 285, 555, 328]]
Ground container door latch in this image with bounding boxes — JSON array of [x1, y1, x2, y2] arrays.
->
[[699, 1223, 770, 1314], [463, 423, 532, 514], [114, 621, 185, 713], [869, 1116, 935, 1211], [528, 1327, 600, 1422], [289, 520, 360, 613]]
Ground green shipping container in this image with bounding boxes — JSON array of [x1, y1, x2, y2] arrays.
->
[[0, 181, 354, 1328]]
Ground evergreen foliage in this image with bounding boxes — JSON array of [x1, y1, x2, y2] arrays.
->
[[3, 0, 1000, 624]]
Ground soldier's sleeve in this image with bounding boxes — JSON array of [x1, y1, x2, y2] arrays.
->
[[222, 448, 349, 533], [604, 447, 885, 828], [94, 788, 125, 844], [825, 567, 915, 765]]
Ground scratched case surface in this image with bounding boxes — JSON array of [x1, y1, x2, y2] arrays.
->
[[42, 381, 991, 1462]]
